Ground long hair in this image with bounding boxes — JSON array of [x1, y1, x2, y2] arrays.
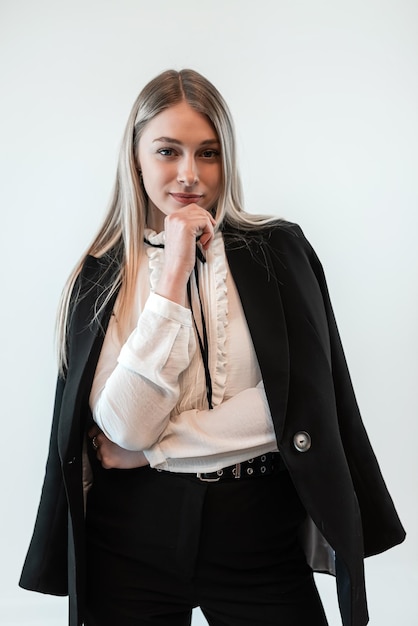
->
[[57, 69, 277, 373]]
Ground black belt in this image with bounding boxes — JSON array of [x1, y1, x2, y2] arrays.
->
[[162, 452, 285, 483]]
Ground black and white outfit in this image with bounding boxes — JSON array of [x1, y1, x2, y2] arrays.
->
[[20, 222, 405, 626]]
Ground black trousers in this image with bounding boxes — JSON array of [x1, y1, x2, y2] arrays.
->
[[84, 461, 328, 626]]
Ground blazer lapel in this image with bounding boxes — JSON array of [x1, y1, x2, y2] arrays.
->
[[224, 233, 289, 441]]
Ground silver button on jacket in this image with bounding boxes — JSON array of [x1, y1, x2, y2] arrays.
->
[[293, 431, 312, 452]]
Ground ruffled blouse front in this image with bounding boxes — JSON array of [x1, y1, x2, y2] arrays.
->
[[144, 228, 229, 414]]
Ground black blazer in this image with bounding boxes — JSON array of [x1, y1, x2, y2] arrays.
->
[[19, 222, 405, 626]]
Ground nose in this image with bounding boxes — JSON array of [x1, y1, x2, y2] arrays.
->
[[177, 156, 199, 186]]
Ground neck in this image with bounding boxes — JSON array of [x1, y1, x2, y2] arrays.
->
[[146, 201, 165, 232]]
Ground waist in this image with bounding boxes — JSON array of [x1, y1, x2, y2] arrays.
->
[[156, 452, 286, 483]]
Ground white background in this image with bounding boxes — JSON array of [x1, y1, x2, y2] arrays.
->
[[1, 1, 417, 624]]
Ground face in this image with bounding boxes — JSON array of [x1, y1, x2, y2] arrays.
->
[[137, 101, 222, 232]]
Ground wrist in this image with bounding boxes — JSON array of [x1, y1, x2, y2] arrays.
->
[[155, 268, 190, 307]]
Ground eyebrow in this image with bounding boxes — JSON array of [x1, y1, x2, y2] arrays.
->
[[152, 136, 220, 146]]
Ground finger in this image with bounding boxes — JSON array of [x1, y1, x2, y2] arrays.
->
[[191, 209, 216, 228], [199, 231, 213, 248], [196, 208, 216, 229]]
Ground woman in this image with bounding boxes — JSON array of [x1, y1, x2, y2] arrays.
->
[[20, 69, 405, 626]]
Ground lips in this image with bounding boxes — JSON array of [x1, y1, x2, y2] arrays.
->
[[170, 193, 203, 205]]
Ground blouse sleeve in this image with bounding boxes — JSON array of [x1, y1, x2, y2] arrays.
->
[[143, 380, 278, 470], [90, 292, 197, 450]]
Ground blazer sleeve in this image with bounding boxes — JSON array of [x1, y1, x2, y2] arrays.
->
[[19, 270, 84, 595], [19, 252, 122, 597], [19, 374, 69, 595], [300, 229, 406, 556]]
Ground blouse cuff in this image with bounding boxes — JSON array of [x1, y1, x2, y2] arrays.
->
[[146, 292, 193, 327]]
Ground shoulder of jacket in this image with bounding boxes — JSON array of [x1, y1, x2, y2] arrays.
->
[[222, 218, 303, 237], [67, 247, 122, 324], [257, 220, 312, 255], [77, 246, 122, 291], [222, 219, 316, 262], [264, 220, 304, 240], [81, 247, 119, 274]]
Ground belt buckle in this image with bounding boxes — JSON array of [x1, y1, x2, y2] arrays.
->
[[196, 473, 221, 483]]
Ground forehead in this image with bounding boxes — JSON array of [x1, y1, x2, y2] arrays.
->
[[141, 101, 219, 142]]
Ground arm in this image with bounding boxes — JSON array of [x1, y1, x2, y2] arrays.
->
[[91, 292, 197, 450], [143, 380, 278, 468], [90, 381, 277, 470]]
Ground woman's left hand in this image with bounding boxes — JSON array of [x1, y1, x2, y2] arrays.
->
[[88, 425, 150, 470]]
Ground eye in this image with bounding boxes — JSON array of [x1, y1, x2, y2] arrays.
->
[[157, 148, 177, 157], [200, 149, 220, 159]]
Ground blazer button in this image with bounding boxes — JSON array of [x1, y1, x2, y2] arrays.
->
[[293, 431, 312, 453]]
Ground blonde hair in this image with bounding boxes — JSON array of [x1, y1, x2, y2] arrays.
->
[[57, 69, 277, 373]]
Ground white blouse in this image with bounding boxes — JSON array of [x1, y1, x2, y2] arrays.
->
[[90, 230, 278, 473]]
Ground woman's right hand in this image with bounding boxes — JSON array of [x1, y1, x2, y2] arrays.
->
[[88, 426, 150, 470], [156, 205, 216, 306]]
